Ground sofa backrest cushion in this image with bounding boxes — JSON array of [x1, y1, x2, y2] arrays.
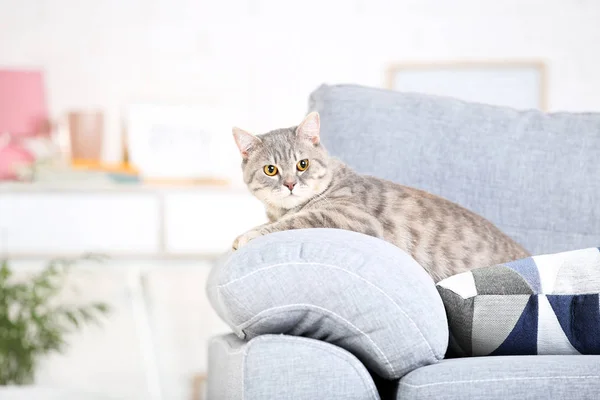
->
[[309, 84, 600, 255]]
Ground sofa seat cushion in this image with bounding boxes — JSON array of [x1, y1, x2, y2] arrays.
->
[[207, 334, 380, 400], [206, 228, 448, 380], [398, 355, 600, 400], [437, 247, 600, 356]]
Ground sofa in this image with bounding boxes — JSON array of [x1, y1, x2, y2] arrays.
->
[[205, 84, 600, 399]]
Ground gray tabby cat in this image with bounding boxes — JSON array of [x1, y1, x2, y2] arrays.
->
[[232, 112, 529, 282]]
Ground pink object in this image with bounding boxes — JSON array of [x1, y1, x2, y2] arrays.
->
[[0, 70, 48, 137], [0, 70, 47, 180], [0, 140, 35, 180]]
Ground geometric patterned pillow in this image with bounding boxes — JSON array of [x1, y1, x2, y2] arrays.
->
[[436, 247, 600, 357]]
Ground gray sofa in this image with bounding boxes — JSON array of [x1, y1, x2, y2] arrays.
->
[[205, 84, 600, 399]]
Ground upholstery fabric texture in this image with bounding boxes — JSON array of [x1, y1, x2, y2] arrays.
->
[[398, 355, 600, 400], [309, 84, 600, 255], [206, 228, 448, 380], [437, 247, 600, 356], [205, 84, 600, 399], [207, 334, 380, 400]]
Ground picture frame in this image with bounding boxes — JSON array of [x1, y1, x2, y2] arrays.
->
[[125, 104, 236, 184], [385, 61, 548, 111]]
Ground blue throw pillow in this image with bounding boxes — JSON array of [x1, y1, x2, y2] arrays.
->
[[437, 247, 600, 356]]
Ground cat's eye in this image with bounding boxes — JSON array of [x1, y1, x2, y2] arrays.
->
[[263, 165, 278, 176], [296, 159, 310, 171]]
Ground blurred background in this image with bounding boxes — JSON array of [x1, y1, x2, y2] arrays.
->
[[1, 1, 600, 399]]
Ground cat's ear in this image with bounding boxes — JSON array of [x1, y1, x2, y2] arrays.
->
[[296, 112, 320, 145], [232, 127, 261, 159]]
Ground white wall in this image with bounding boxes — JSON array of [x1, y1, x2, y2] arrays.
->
[[2, 0, 600, 164]]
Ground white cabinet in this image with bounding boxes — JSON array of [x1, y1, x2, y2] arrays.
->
[[0, 193, 161, 255], [0, 185, 264, 399], [0, 186, 267, 258], [164, 191, 266, 254]]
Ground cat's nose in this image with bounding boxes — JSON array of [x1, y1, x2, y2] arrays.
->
[[284, 181, 297, 191]]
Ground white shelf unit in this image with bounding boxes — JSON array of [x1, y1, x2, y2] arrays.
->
[[0, 184, 267, 258], [0, 184, 266, 400]]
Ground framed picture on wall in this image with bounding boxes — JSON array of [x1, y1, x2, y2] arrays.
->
[[386, 61, 548, 111]]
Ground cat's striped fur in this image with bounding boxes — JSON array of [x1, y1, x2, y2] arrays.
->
[[232, 112, 529, 282]]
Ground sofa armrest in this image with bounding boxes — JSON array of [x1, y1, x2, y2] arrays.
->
[[206, 228, 448, 379], [207, 334, 380, 400]]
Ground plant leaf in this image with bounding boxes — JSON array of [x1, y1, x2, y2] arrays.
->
[[0, 257, 110, 383], [92, 302, 110, 314], [64, 311, 80, 329]]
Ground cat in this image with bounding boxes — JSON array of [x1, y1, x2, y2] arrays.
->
[[231, 112, 530, 282]]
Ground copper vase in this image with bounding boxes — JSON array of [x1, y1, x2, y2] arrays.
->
[[67, 111, 103, 163]]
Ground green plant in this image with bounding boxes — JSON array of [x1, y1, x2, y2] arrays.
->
[[0, 256, 109, 385]]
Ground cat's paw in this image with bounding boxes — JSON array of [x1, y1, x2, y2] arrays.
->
[[232, 229, 263, 250]]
